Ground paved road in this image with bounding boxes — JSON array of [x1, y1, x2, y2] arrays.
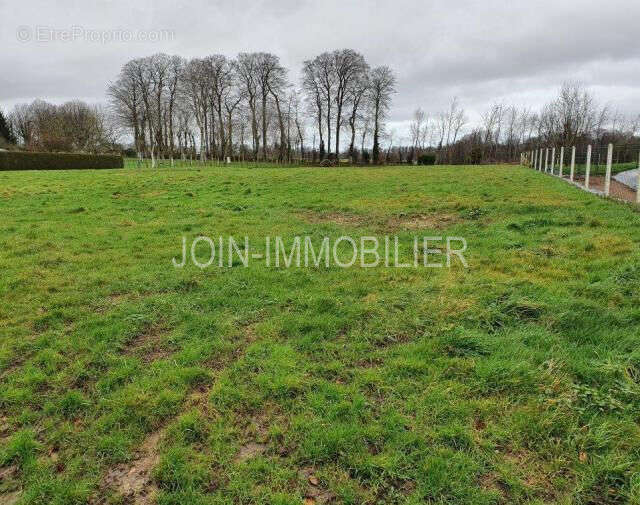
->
[[614, 168, 640, 190]]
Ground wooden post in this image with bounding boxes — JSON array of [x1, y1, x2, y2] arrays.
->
[[550, 147, 555, 175], [604, 143, 613, 196], [585, 144, 592, 189], [570, 146, 575, 181], [559, 146, 564, 178], [636, 151, 640, 204], [533, 149, 537, 169], [539, 148, 544, 171], [545, 148, 549, 173]]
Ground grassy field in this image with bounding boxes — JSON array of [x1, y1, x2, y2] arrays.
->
[[1, 164, 640, 504]]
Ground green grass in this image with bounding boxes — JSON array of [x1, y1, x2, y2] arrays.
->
[[1, 164, 640, 504]]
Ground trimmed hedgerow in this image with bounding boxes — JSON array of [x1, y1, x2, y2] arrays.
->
[[0, 151, 123, 171], [417, 153, 437, 165]]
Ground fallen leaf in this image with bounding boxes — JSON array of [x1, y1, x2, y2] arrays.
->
[[309, 476, 319, 486], [579, 452, 587, 462]]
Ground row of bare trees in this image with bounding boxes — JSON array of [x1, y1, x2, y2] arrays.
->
[[106, 50, 396, 166], [5, 77, 637, 166], [406, 82, 640, 165]]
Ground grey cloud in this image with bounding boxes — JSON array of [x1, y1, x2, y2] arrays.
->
[[1, 0, 638, 129]]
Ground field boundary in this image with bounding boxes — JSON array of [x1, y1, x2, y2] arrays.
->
[[522, 143, 640, 205]]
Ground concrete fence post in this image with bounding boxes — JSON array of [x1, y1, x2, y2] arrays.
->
[[636, 151, 640, 204], [537, 149, 541, 171], [550, 147, 556, 175], [540, 148, 544, 171], [604, 143, 613, 196], [559, 146, 564, 178], [585, 144, 592, 189], [570, 146, 576, 181], [533, 149, 538, 169], [545, 148, 549, 173]]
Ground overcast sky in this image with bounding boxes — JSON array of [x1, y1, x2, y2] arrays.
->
[[2, 0, 639, 141]]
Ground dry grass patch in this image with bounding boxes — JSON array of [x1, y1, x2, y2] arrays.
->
[[296, 210, 367, 227], [386, 212, 461, 231], [122, 323, 174, 364]]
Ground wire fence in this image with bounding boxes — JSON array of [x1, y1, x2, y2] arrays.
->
[[521, 144, 640, 204]]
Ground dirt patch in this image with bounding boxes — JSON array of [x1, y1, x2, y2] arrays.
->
[[478, 472, 508, 499], [100, 431, 163, 505], [386, 213, 460, 230], [122, 324, 173, 364], [299, 467, 335, 504], [243, 323, 261, 344], [572, 176, 638, 203], [0, 490, 21, 505], [234, 442, 267, 463], [356, 357, 383, 368]]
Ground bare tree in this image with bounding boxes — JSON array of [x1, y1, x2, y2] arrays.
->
[[346, 67, 370, 161], [302, 59, 325, 159], [236, 53, 261, 159], [369, 66, 396, 164], [332, 49, 368, 158]]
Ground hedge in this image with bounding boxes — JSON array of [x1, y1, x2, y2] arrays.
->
[[0, 151, 124, 171], [417, 153, 436, 165]]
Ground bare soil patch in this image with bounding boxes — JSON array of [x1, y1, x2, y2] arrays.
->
[[478, 472, 508, 500], [0, 490, 21, 505], [571, 176, 638, 203], [299, 467, 335, 504], [234, 442, 267, 463], [100, 431, 162, 505], [122, 324, 173, 363]]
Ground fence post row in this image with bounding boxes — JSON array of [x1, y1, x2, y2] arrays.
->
[[527, 144, 640, 205]]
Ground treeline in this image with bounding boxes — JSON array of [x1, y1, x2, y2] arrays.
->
[[3, 72, 638, 166], [405, 82, 640, 165], [106, 50, 395, 166]]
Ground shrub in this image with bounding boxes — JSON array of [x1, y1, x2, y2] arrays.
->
[[417, 153, 436, 165], [0, 151, 123, 171]]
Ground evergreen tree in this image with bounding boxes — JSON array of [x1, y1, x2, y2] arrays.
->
[[0, 109, 17, 144]]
